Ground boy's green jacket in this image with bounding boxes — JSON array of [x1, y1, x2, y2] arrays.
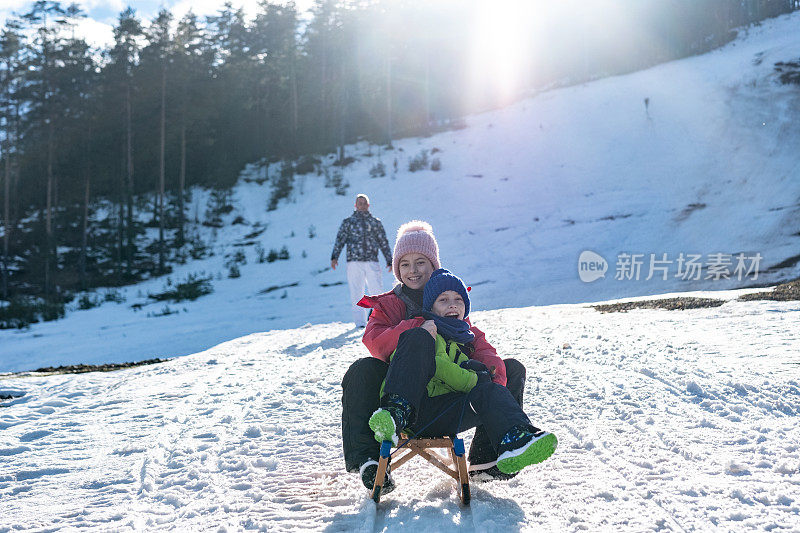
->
[[380, 334, 478, 398]]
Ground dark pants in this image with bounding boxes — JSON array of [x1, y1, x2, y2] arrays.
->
[[341, 327, 528, 472]]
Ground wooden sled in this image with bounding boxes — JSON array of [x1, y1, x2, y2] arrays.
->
[[371, 433, 470, 505]]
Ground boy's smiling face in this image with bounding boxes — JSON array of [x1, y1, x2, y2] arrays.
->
[[431, 290, 466, 320]]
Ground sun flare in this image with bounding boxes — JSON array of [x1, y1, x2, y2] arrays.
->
[[467, 0, 538, 106]]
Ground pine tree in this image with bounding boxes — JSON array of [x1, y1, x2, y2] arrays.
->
[[0, 20, 23, 299], [20, 0, 72, 298], [57, 12, 98, 292], [142, 9, 173, 274], [250, 1, 300, 157], [206, 2, 255, 183], [109, 7, 143, 278], [173, 11, 210, 247]]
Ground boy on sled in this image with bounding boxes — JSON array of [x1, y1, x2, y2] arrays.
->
[[367, 268, 558, 492]]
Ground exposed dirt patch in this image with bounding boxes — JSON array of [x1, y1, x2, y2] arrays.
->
[[591, 278, 800, 312], [244, 228, 266, 240], [774, 58, 800, 85], [259, 282, 299, 294], [592, 297, 726, 313], [598, 213, 633, 222], [674, 203, 707, 223], [2, 358, 169, 379], [765, 254, 800, 272], [738, 278, 800, 301]]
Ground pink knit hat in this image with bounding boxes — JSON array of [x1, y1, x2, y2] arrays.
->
[[392, 221, 441, 281]]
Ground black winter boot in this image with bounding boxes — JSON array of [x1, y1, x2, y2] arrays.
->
[[360, 460, 395, 494]]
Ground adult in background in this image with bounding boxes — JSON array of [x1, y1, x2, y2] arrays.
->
[[331, 194, 393, 327]]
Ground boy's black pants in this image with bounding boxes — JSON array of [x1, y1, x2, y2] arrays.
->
[[341, 327, 528, 472]]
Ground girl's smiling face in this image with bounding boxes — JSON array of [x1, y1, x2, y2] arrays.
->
[[431, 290, 465, 320], [398, 253, 434, 290]]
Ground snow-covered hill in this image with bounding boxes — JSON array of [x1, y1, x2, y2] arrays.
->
[[2, 12, 800, 372], [1, 298, 798, 531]]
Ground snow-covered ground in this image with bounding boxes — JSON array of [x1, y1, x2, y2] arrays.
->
[[1, 298, 798, 531], [1, 11, 800, 533], [2, 12, 800, 372]]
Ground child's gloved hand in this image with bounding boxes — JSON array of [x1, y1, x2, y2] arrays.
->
[[474, 370, 493, 385], [462, 360, 493, 386], [460, 359, 489, 373]]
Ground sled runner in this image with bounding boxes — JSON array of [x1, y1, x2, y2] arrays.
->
[[371, 433, 470, 505]]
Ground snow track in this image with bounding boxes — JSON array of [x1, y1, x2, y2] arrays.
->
[[1, 299, 799, 531]]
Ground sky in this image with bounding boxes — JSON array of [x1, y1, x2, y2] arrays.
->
[[0, 0, 314, 49]]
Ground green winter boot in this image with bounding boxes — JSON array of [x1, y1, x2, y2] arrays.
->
[[496, 427, 558, 474]]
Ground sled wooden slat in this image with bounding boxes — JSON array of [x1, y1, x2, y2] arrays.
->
[[389, 448, 415, 470], [371, 440, 392, 503], [406, 437, 454, 447], [415, 448, 460, 480], [371, 434, 470, 505]]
